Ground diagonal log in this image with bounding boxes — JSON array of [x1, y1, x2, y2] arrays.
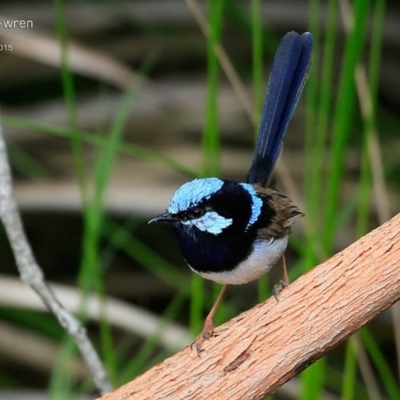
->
[[99, 213, 400, 400]]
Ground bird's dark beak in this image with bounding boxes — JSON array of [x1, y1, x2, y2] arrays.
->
[[148, 212, 179, 224]]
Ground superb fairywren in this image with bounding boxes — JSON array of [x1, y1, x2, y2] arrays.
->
[[149, 31, 313, 353]]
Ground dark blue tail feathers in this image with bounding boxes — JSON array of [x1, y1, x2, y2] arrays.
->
[[246, 31, 313, 186]]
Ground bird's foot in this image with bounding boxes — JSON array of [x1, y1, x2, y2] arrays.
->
[[273, 278, 290, 301], [191, 319, 215, 356]]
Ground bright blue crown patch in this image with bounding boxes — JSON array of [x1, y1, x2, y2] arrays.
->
[[168, 177, 224, 214]]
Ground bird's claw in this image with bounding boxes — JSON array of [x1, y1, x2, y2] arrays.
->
[[190, 321, 215, 356], [273, 278, 290, 301]]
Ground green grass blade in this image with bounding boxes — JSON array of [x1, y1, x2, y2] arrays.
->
[[323, 0, 370, 254], [304, 0, 337, 267], [7, 142, 50, 179], [53, 0, 87, 207], [201, 0, 225, 177], [359, 327, 400, 399], [190, 275, 205, 336], [2, 116, 198, 178], [342, 338, 358, 400], [300, 359, 326, 400]]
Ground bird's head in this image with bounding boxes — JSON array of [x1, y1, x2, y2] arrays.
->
[[149, 177, 264, 237]]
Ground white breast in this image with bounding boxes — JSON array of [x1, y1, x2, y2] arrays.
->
[[191, 236, 288, 285]]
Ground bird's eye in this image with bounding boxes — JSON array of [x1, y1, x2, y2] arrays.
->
[[191, 208, 204, 219]]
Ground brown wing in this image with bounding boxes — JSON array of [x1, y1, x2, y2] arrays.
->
[[253, 184, 303, 241]]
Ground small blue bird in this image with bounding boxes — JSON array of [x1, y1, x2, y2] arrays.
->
[[149, 31, 313, 353]]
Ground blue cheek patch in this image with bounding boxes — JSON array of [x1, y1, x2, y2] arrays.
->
[[168, 177, 224, 214], [182, 211, 232, 235], [239, 183, 262, 230]]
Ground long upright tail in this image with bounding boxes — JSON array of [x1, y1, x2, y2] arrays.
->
[[246, 31, 313, 186]]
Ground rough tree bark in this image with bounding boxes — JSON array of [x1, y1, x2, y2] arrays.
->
[[99, 213, 400, 400]]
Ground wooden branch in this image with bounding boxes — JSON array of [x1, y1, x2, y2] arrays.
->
[[99, 213, 400, 400]]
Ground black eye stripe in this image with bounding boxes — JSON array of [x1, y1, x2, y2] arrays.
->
[[191, 208, 205, 218], [176, 206, 207, 221]]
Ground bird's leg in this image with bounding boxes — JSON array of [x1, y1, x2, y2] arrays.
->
[[192, 284, 228, 355], [202, 284, 228, 338], [273, 255, 290, 301], [281, 254, 289, 286]]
